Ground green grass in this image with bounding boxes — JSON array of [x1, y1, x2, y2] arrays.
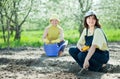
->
[[64, 30, 79, 44], [104, 29, 120, 42], [0, 31, 43, 48], [0, 29, 120, 48]]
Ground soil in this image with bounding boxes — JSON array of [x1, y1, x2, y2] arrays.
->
[[0, 42, 120, 79]]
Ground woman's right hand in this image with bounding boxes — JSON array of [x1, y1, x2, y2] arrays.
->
[[83, 59, 89, 69]]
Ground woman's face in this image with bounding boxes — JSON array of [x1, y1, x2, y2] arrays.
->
[[86, 15, 96, 27], [50, 19, 59, 26]]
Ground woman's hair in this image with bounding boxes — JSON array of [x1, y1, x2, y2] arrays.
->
[[84, 15, 101, 28]]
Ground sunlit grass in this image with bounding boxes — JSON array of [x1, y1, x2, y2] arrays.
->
[[104, 29, 120, 42], [64, 30, 79, 44], [0, 29, 120, 48]]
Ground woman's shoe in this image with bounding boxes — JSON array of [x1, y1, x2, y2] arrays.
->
[[99, 64, 114, 73]]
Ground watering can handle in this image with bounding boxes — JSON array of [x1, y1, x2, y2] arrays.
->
[[58, 40, 68, 51]]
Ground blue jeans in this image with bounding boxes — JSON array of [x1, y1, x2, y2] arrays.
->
[[69, 46, 109, 71]]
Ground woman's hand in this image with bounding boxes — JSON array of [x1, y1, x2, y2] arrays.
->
[[43, 39, 50, 44], [51, 39, 60, 43], [83, 59, 89, 69], [83, 45, 97, 69]]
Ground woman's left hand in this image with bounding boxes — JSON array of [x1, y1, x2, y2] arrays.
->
[[83, 60, 89, 69]]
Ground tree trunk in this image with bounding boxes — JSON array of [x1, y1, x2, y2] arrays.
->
[[79, 21, 84, 36], [13, 0, 21, 40], [78, 0, 93, 36], [7, 20, 10, 52], [13, 0, 32, 40], [0, 13, 6, 42], [14, 25, 21, 40]]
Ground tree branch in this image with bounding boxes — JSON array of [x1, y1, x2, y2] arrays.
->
[[19, 0, 33, 27]]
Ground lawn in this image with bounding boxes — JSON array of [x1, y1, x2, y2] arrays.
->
[[0, 29, 120, 48]]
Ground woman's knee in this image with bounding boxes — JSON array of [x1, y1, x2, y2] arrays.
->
[[69, 47, 76, 54], [77, 52, 86, 62]]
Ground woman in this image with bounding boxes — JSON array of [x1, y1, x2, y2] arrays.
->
[[69, 11, 109, 72], [43, 14, 66, 56]]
